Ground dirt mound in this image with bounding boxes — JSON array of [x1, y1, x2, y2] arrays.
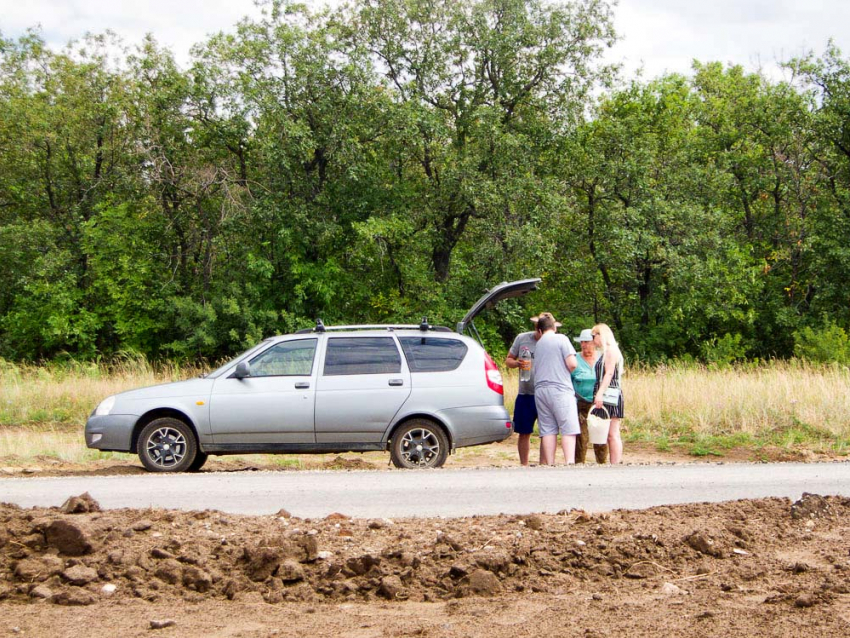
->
[[2, 493, 849, 619]]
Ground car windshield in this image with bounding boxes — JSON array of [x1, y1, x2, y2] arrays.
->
[[204, 339, 275, 379]]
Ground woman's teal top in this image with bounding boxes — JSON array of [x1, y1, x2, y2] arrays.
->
[[571, 354, 598, 402]]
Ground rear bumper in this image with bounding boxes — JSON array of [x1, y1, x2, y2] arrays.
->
[[85, 414, 137, 452], [439, 405, 513, 448]]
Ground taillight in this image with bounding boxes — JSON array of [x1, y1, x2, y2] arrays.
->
[[483, 352, 504, 395]]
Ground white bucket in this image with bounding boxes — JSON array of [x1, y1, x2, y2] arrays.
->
[[587, 406, 611, 445]]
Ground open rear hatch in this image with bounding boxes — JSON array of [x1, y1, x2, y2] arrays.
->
[[456, 278, 541, 344]]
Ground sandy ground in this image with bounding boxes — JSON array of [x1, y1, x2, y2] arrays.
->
[[2, 437, 849, 637]]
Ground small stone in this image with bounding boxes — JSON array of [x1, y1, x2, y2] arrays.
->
[[276, 509, 292, 519], [625, 563, 656, 579], [30, 585, 53, 600], [278, 560, 304, 583], [660, 582, 686, 596], [150, 619, 177, 630], [378, 575, 406, 600], [791, 493, 831, 520], [524, 515, 544, 531], [60, 492, 101, 514], [317, 551, 333, 560], [732, 549, 749, 556], [591, 593, 603, 601], [61, 564, 98, 586], [795, 594, 816, 608], [325, 512, 350, 520], [45, 520, 93, 556], [14, 558, 50, 582], [182, 566, 212, 592], [52, 588, 96, 606], [132, 520, 153, 532], [102, 583, 118, 595], [460, 569, 502, 596], [368, 520, 385, 530]]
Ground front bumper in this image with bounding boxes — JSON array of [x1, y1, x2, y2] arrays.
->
[[85, 414, 138, 452]]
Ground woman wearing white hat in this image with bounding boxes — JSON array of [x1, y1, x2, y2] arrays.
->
[[571, 329, 608, 464]]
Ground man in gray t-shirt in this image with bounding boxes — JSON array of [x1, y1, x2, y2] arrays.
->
[[506, 312, 561, 466], [532, 314, 579, 465]]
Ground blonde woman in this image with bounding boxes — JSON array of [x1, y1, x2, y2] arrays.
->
[[591, 323, 624, 464]]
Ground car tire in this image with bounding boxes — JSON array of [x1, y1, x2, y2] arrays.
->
[[138, 418, 198, 473], [390, 419, 449, 469], [188, 451, 208, 472]]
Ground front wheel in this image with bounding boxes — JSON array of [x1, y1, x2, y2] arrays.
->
[[390, 420, 449, 469], [138, 418, 198, 473]]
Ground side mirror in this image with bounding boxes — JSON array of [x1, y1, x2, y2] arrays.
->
[[233, 361, 251, 379]]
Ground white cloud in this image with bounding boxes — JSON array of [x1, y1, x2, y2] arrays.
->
[[1, 0, 265, 66], [608, 0, 850, 79], [1, 0, 848, 78]]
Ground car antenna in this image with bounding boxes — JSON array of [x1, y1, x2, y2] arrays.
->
[[419, 316, 431, 331], [314, 319, 326, 333]]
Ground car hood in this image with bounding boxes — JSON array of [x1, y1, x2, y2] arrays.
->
[[115, 378, 215, 402]]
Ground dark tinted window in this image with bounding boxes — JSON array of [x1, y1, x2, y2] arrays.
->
[[249, 339, 317, 377], [323, 337, 402, 375], [399, 337, 468, 372]]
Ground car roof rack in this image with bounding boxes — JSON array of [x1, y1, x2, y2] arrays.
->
[[295, 317, 452, 334]]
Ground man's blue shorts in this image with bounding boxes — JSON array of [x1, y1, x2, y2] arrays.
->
[[513, 393, 538, 435]]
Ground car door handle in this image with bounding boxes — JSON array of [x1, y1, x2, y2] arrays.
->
[[294, 382, 310, 389], [388, 379, 404, 386]]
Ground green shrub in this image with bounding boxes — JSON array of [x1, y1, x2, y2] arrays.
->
[[793, 321, 850, 364]]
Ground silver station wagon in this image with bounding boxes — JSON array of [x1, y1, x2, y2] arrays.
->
[[85, 279, 540, 472]]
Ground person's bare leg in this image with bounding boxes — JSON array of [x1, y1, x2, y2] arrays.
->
[[608, 418, 623, 464], [540, 435, 557, 465], [517, 433, 531, 466], [561, 434, 576, 464]]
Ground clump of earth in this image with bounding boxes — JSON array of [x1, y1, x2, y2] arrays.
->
[[1, 492, 849, 637]]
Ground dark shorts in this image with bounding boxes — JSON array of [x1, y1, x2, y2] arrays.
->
[[513, 393, 538, 435]]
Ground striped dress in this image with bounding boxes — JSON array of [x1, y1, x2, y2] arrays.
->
[[593, 355, 625, 418]]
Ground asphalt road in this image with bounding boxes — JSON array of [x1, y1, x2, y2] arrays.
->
[[2, 461, 849, 518]]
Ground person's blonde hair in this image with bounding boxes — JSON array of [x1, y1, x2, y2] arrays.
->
[[593, 323, 624, 377]]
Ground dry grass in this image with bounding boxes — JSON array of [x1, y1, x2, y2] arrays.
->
[[1, 358, 848, 464], [626, 361, 850, 435], [0, 356, 206, 427]]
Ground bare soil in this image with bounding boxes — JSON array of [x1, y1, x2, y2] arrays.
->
[[0, 435, 838, 478], [2, 438, 849, 637], [1, 489, 849, 636]]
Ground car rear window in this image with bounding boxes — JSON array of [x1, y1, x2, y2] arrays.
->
[[323, 337, 402, 375], [399, 337, 468, 372]]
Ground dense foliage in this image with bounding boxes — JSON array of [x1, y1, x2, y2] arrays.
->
[[1, 0, 848, 363]]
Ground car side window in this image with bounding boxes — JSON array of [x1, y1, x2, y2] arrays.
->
[[399, 337, 468, 372], [249, 339, 317, 377], [323, 337, 402, 375]]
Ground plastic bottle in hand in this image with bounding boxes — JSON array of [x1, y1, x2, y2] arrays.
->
[[519, 346, 532, 383]]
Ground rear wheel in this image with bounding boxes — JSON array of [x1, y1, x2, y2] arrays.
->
[[188, 451, 208, 472], [390, 419, 449, 469], [138, 418, 198, 473]]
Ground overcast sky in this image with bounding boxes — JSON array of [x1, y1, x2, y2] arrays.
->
[[1, 0, 848, 80]]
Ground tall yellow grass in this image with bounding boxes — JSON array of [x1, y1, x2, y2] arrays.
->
[[0, 356, 207, 427]]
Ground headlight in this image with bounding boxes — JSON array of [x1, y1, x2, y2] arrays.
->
[[95, 396, 116, 416]]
